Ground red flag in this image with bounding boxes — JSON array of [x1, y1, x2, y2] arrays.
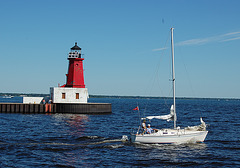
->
[[133, 106, 139, 111]]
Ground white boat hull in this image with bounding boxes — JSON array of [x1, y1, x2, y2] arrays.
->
[[130, 129, 208, 144]]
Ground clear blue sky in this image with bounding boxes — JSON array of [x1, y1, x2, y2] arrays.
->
[[0, 0, 240, 98]]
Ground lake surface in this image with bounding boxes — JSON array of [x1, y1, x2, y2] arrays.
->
[[0, 97, 239, 167]]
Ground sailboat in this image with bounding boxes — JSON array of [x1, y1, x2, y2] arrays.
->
[[130, 28, 208, 144]]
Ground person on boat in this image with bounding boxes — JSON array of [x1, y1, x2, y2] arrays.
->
[[146, 124, 153, 134], [146, 124, 158, 134], [142, 119, 146, 130]]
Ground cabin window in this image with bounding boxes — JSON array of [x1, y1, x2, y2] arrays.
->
[[76, 93, 79, 99], [62, 93, 66, 99]]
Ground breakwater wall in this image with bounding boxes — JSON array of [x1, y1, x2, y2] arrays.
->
[[0, 103, 56, 113], [0, 103, 111, 114], [55, 103, 111, 114]]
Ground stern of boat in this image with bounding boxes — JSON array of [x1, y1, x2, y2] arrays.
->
[[129, 128, 140, 143], [130, 133, 136, 143]]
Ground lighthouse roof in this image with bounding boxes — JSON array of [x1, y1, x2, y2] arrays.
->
[[71, 42, 81, 50]]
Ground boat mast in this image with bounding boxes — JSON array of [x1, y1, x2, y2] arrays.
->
[[171, 28, 177, 129]]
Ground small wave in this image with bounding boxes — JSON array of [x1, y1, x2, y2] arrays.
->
[[208, 139, 239, 143], [104, 144, 124, 149], [84, 139, 123, 145], [76, 135, 102, 141]]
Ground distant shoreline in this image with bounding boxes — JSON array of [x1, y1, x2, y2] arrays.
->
[[0, 93, 239, 101]]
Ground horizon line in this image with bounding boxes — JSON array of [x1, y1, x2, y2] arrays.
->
[[0, 92, 239, 100]]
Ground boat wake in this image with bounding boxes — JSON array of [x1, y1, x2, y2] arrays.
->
[[0, 136, 129, 149]]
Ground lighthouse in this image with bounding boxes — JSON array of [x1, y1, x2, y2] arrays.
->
[[50, 42, 89, 103], [64, 42, 85, 88]]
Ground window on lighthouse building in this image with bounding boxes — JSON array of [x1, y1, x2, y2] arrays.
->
[[62, 93, 66, 99], [76, 93, 79, 99]]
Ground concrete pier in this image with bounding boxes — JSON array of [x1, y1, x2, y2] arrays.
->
[[0, 103, 111, 114]]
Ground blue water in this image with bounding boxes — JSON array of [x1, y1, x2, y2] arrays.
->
[[0, 97, 239, 167]]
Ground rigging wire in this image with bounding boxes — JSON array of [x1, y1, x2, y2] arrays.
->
[[178, 47, 203, 119], [180, 52, 196, 98], [141, 29, 172, 115]]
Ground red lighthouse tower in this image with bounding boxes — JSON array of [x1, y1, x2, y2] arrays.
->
[[62, 42, 85, 88]]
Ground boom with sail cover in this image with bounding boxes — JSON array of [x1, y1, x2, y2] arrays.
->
[[143, 105, 174, 121]]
